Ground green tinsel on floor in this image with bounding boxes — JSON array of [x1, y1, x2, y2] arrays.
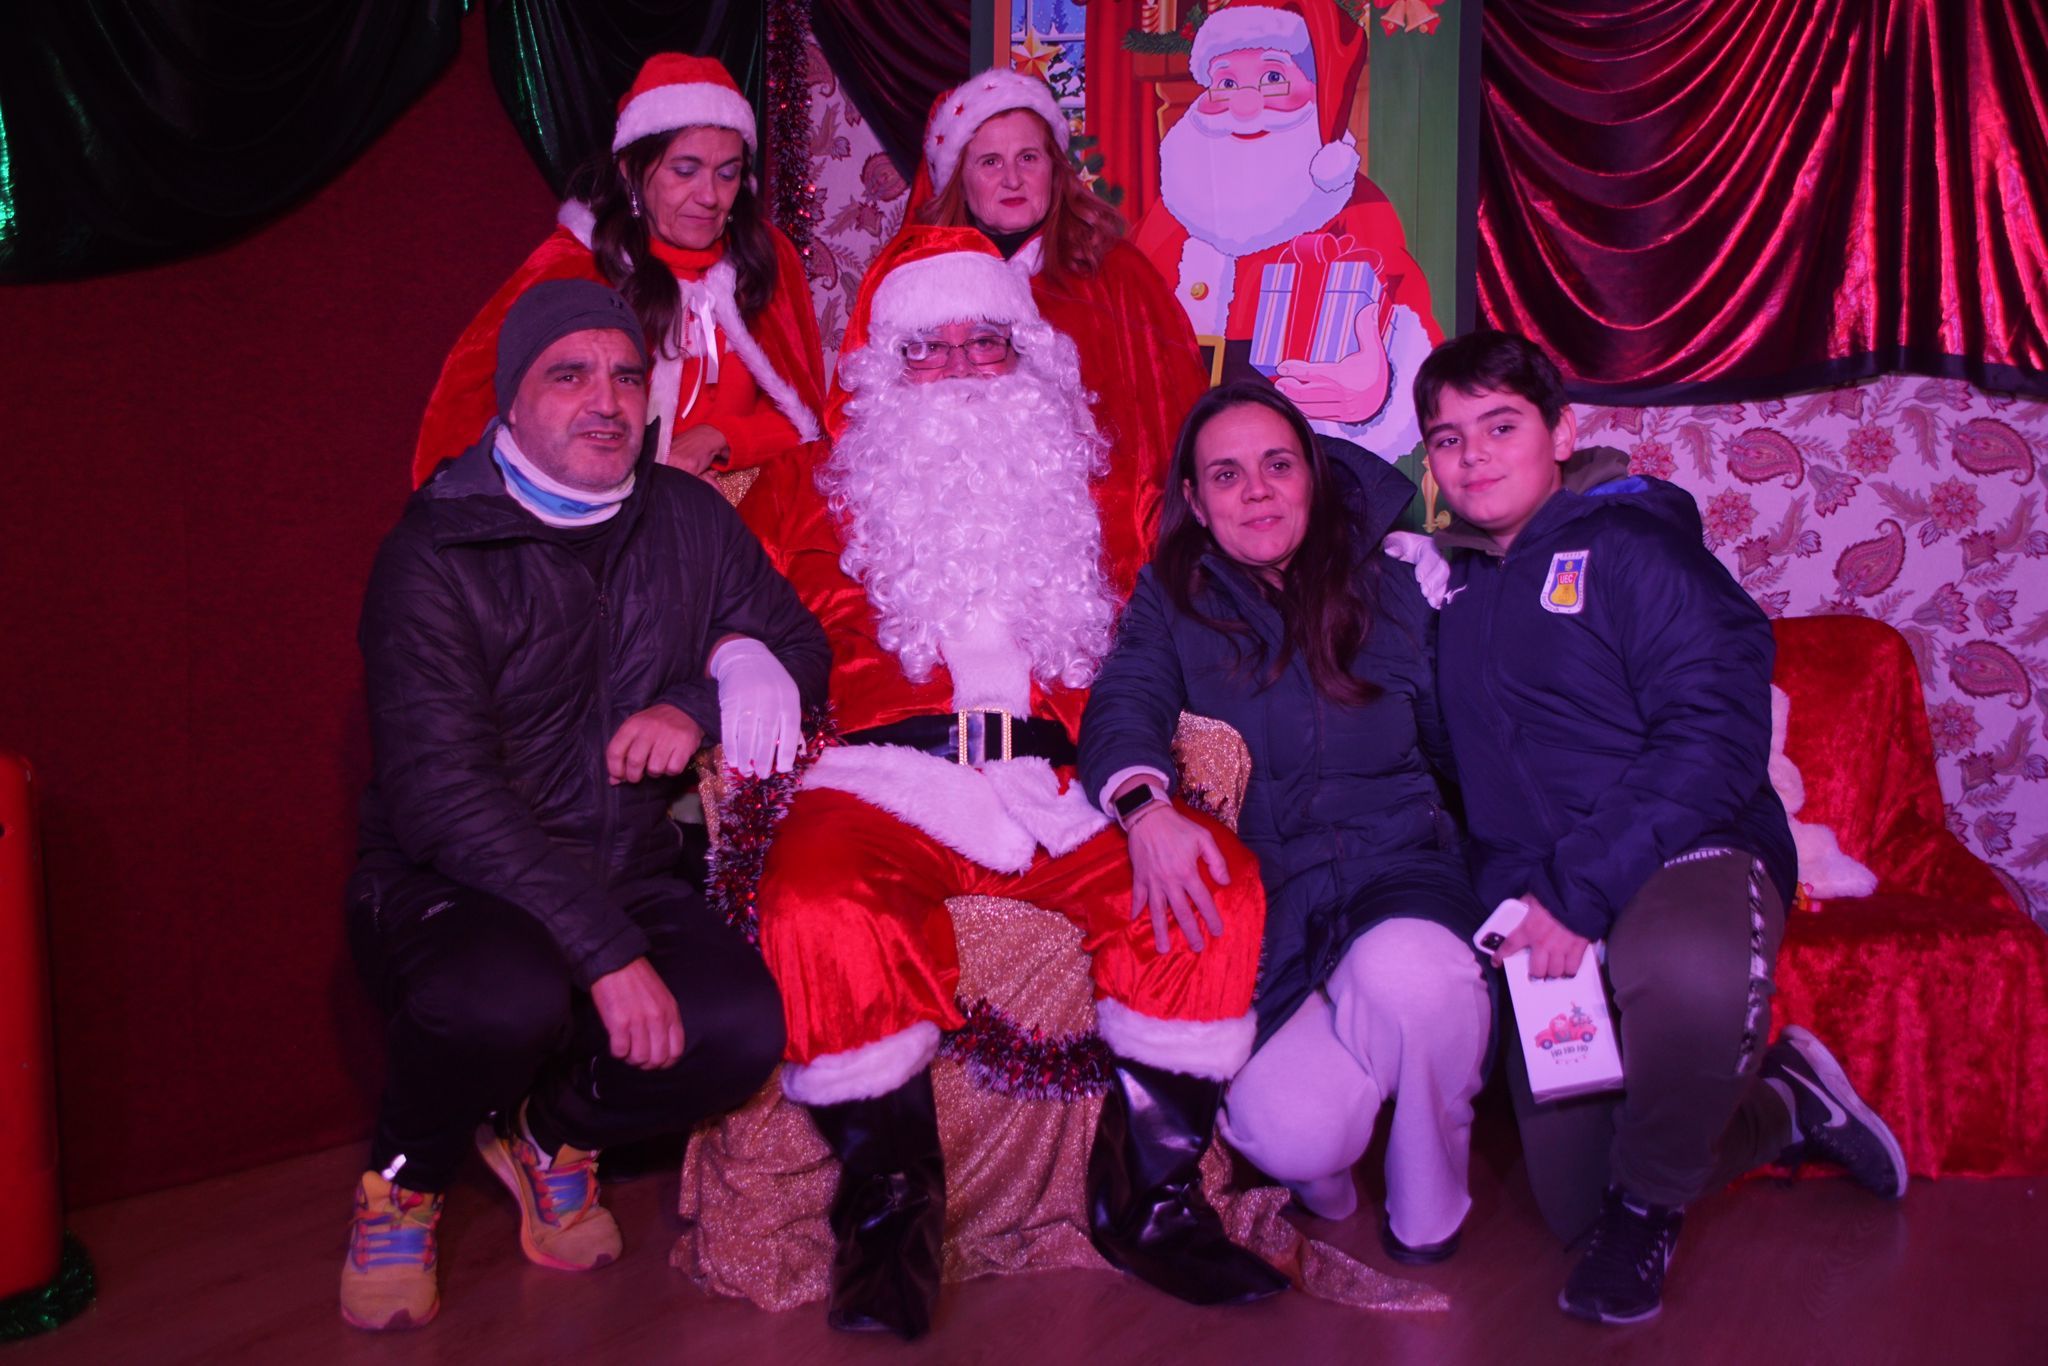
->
[[0, 1235, 94, 1341]]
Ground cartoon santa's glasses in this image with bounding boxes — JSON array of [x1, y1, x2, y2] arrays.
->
[[1205, 79, 1292, 101]]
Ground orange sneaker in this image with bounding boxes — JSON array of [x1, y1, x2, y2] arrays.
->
[[475, 1120, 622, 1271], [339, 1171, 442, 1331]]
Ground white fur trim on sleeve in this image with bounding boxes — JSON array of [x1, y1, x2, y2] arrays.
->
[[1094, 999, 1257, 1081], [613, 83, 757, 153], [780, 1022, 941, 1105]]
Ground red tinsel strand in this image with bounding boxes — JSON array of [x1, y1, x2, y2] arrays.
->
[[705, 706, 839, 944], [763, 0, 824, 269], [937, 997, 1114, 1101]]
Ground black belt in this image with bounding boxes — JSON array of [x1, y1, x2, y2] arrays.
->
[[840, 710, 1076, 767]]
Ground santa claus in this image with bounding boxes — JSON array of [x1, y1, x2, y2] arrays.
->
[[740, 226, 1286, 1340], [1133, 1, 1444, 456]]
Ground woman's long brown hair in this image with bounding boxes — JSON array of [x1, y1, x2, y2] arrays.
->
[[917, 115, 1124, 283], [1155, 382, 1380, 707], [571, 130, 779, 357]]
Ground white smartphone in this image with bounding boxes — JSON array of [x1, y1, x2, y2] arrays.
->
[[1472, 898, 1530, 957]]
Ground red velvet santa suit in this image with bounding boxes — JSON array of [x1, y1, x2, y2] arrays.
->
[[743, 228, 1263, 1106], [411, 213, 823, 487]]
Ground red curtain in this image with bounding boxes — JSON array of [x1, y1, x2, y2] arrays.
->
[[1478, 0, 2048, 401]]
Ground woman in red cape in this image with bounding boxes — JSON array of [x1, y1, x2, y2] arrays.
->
[[412, 55, 823, 496], [892, 68, 1208, 594]]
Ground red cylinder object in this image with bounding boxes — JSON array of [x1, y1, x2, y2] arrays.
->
[[0, 750, 62, 1298]]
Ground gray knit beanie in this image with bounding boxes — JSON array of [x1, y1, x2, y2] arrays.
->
[[494, 279, 650, 417]]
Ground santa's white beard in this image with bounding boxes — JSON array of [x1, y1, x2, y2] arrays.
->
[[1159, 101, 1350, 256], [820, 340, 1119, 691]]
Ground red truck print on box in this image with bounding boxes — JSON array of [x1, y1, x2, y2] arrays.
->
[[1534, 1005, 1599, 1050]]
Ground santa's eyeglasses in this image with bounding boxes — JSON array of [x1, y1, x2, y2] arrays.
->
[[1205, 78, 1292, 100], [900, 332, 1015, 369]]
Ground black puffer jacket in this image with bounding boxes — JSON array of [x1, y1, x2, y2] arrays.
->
[[354, 429, 829, 984]]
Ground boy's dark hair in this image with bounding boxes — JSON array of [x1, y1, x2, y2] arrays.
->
[[1413, 329, 1570, 430]]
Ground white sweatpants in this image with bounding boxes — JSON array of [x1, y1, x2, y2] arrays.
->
[[1220, 917, 1490, 1246]]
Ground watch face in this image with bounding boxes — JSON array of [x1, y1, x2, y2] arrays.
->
[[1115, 785, 1155, 819]]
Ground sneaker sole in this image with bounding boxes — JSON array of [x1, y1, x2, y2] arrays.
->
[[1780, 1026, 1908, 1199], [340, 1297, 439, 1331], [475, 1126, 617, 1272], [1558, 1289, 1661, 1325]]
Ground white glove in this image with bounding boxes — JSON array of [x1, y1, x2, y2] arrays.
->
[[1382, 530, 1452, 609], [708, 637, 802, 777]]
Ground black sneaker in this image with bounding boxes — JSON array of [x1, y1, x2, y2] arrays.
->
[[1558, 1187, 1682, 1325], [1761, 1026, 1908, 1198]]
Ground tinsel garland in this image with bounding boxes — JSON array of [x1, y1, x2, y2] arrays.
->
[[706, 708, 839, 945], [763, 0, 825, 271], [0, 1236, 95, 1342], [938, 997, 1113, 1101], [705, 716, 1123, 1101]]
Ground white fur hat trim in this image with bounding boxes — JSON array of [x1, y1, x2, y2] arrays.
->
[[924, 68, 1069, 194], [1190, 5, 1313, 82], [613, 83, 757, 153], [869, 251, 1041, 336]]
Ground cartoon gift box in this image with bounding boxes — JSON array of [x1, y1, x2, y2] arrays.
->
[[1248, 231, 1390, 375]]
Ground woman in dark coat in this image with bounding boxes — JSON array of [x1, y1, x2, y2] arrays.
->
[[1079, 383, 1490, 1262]]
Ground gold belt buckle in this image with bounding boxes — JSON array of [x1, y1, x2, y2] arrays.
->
[[956, 709, 1014, 765]]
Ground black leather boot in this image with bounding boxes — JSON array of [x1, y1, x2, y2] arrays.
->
[[804, 1069, 946, 1340], [1087, 1056, 1290, 1305]]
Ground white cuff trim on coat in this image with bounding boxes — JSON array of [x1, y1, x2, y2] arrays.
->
[[779, 1021, 942, 1106], [1094, 999, 1257, 1082]]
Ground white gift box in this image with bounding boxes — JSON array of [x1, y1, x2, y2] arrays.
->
[[1475, 899, 1626, 1102]]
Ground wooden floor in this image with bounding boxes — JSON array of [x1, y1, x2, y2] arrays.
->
[[16, 1121, 2045, 1366]]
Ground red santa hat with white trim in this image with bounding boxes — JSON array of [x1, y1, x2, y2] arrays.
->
[[921, 67, 1070, 196], [826, 224, 1041, 436], [611, 53, 757, 153], [1188, 1, 1366, 193]]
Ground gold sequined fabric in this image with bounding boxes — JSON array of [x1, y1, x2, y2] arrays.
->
[[673, 718, 1446, 1314], [712, 466, 760, 507]]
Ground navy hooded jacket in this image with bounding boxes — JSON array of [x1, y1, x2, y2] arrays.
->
[[1432, 450, 1795, 940], [1081, 446, 1484, 1047]]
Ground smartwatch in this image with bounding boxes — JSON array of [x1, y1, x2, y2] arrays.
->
[[1112, 781, 1168, 830]]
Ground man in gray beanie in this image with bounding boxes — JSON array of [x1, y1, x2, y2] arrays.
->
[[340, 277, 829, 1331]]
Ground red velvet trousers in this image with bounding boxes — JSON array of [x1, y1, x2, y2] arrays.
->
[[759, 788, 1266, 1064]]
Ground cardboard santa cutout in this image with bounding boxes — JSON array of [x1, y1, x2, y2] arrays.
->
[[1131, 1, 1444, 457]]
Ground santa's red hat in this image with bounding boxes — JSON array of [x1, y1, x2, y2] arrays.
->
[[612, 54, 756, 154], [827, 225, 1041, 436], [921, 68, 1070, 196], [1187, 1, 1366, 192]]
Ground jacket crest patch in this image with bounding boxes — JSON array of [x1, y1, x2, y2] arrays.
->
[[1541, 550, 1590, 615]]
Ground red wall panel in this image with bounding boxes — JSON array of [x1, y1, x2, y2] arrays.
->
[[0, 12, 557, 1205]]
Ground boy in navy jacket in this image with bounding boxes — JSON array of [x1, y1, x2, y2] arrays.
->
[[1419, 331, 1906, 1324]]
